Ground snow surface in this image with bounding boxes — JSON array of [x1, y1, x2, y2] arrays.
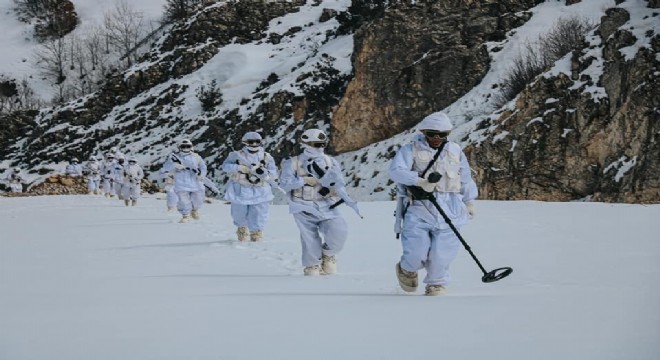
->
[[1, 195, 659, 359]]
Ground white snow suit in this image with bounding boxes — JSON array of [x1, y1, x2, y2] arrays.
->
[[112, 161, 126, 199], [389, 134, 478, 286], [101, 159, 115, 196], [222, 147, 278, 232], [122, 163, 144, 201], [162, 151, 207, 216], [159, 169, 178, 209], [84, 160, 101, 193], [279, 148, 348, 267], [6, 172, 25, 193], [64, 163, 83, 176]]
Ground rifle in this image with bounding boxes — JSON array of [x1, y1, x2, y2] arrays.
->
[[170, 153, 220, 195], [170, 153, 201, 175], [235, 152, 285, 194], [307, 159, 362, 218]]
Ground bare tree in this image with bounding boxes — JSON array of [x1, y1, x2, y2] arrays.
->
[[83, 26, 113, 90], [103, 0, 147, 68], [35, 36, 68, 103], [13, 0, 49, 19]]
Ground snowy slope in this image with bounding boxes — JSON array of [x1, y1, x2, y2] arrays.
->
[[0, 0, 166, 100], [2, 0, 655, 203], [1, 195, 659, 359]]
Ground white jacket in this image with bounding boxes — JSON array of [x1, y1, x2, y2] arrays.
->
[[389, 134, 478, 230], [221, 147, 277, 205], [162, 152, 207, 192]]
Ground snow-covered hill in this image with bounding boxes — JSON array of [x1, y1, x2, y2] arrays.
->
[[0, 0, 166, 101], [1, 0, 657, 203]]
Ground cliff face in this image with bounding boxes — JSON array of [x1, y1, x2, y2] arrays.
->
[[1, 0, 657, 203], [466, 5, 659, 203], [331, 0, 541, 153]]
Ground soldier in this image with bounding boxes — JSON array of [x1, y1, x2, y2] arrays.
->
[[279, 129, 358, 276], [221, 132, 278, 242], [5, 168, 26, 193], [161, 139, 208, 223], [389, 112, 478, 296]]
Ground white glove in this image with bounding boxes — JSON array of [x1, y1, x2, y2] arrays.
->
[[174, 163, 185, 170], [238, 165, 251, 173], [465, 201, 476, 217], [416, 177, 436, 193], [303, 176, 318, 186]]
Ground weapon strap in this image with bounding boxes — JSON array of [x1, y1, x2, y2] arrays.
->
[[420, 141, 447, 179], [401, 140, 448, 220]]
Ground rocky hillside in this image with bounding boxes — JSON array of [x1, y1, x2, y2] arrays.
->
[[0, 0, 657, 203], [465, 3, 659, 203]]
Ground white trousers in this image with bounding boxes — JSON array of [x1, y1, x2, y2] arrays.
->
[[293, 212, 348, 267], [176, 190, 205, 215], [102, 178, 113, 194], [123, 182, 141, 200], [114, 182, 124, 199], [165, 185, 178, 208], [230, 202, 270, 231], [400, 214, 461, 286], [87, 178, 100, 192], [9, 183, 22, 193]]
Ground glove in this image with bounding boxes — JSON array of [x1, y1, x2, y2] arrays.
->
[[174, 163, 185, 170], [238, 165, 251, 173], [465, 201, 476, 217], [303, 176, 318, 186], [416, 177, 436, 193], [253, 166, 268, 179]]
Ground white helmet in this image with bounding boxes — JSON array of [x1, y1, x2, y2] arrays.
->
[[71, 157, 79, 163], [179, 139, 194, 153], [417, 112, 453, 132], [128, 157, 138, 164], [110, 147, 118, 153], [106, 153, 115, 160], [242, 132, 263, 151], [241, 131, 262, 143], [89, 155, 97, 161], [13, 167, 20, 173], [300, 129, 328, 144]]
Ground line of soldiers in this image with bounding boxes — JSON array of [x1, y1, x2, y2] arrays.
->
[[4, 111, 478, 295], [156, 111, 477, 296], [63, 148, 146, 207]]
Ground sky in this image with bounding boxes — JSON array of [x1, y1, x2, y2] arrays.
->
[[0, 194, 659, 359]]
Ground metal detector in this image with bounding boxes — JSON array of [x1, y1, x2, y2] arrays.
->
[[408, 186, 513, 283]]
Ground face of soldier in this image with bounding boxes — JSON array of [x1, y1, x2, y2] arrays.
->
[[179, 144, 192, 153], [422, 130, 449, 149]]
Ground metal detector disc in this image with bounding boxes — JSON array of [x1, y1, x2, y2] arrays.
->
[[481, 267, 513, 283]]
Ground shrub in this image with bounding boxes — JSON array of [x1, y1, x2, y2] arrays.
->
[[196, 80, 223, 112], [496, 15, 595, 107], [164, 0, 203, 22]]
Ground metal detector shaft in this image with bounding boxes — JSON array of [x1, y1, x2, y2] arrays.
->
[[408, 186, 512, 283]]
